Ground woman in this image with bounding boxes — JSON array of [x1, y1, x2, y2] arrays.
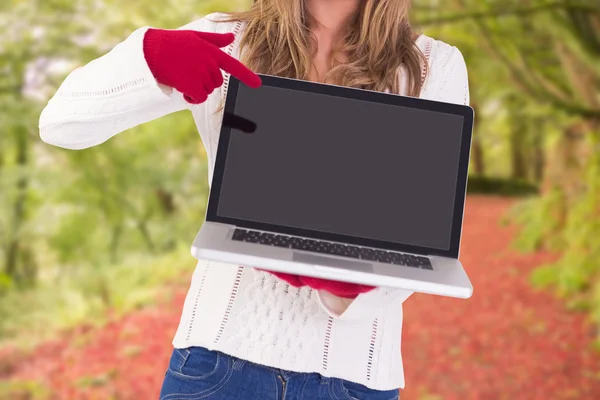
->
[[39, 0, 469, 398]]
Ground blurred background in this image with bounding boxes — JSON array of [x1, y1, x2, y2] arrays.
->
[[0, 0, 599, 399]]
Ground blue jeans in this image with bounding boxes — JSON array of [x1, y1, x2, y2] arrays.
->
[[160, 347, 399, 400]]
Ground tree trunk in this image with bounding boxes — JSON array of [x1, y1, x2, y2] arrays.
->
[[0, 140, 5, 263], [510, 134, 528, 181], [508, 96, 529, 181], [471, 139, 486, 177], [541, 122, 587, 227], [137, 220, 155, 253], [109, 224, 123, 264], [532, 119, 545, 184], [5, 125, 30, 284], [470, 103, 485, 176]]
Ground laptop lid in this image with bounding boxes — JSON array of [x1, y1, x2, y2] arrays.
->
[[206, 74, 474, 259]]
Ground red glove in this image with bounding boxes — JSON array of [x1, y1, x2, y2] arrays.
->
[[265, 271, 375, 299], [143, 28, 261, 104]]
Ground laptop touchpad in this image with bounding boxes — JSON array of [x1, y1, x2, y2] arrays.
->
[[292, 252, 374, 274]]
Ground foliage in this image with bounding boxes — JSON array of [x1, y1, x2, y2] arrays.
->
[[518, 141, 600, 315], [415, 0, 600, 339], [0, 0, 255, 341], [0, 246, 195, 346], [0, 0, 226, 288]]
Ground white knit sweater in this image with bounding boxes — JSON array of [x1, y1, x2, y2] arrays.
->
[[39, 13, 469, 391]]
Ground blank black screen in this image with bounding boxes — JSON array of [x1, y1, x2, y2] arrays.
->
[[217, 84, 464, 250]]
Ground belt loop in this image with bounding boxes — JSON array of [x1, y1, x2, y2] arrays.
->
[[232, 357, 247, 371]]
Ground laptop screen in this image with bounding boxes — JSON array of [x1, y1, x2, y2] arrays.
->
[[215, 82, 465, 251]]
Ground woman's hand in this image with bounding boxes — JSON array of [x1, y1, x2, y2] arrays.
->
[[266, 271, 375, 299], [143, 29, 261, 104]]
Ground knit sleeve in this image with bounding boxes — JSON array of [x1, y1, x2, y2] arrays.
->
[[39, 15, 220, 150], [422, 42, 470, 106]]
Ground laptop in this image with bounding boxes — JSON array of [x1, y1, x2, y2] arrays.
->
[[191, 73, 474, 299]]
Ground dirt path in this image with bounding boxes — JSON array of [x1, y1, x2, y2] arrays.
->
[[2, 196, 600, 399]]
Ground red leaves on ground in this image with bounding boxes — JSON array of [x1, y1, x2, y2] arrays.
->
[[401, 197, 600, 400]]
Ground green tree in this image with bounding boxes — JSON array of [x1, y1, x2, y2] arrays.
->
[[1, 0, 253, 292], [416, 0, 600, 331], [0, 0, 100, 288]]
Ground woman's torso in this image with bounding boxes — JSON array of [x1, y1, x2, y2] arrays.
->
[[172, 262, 409, 390], [171, 15, 459, 391]]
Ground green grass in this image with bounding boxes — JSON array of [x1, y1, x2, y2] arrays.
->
[[0, 245, 196, 349]]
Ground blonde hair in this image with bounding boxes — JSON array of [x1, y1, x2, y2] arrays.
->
[[223, 0, 427, 96]]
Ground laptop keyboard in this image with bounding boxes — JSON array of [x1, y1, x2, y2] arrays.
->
[[231, 229, 433, 270]]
